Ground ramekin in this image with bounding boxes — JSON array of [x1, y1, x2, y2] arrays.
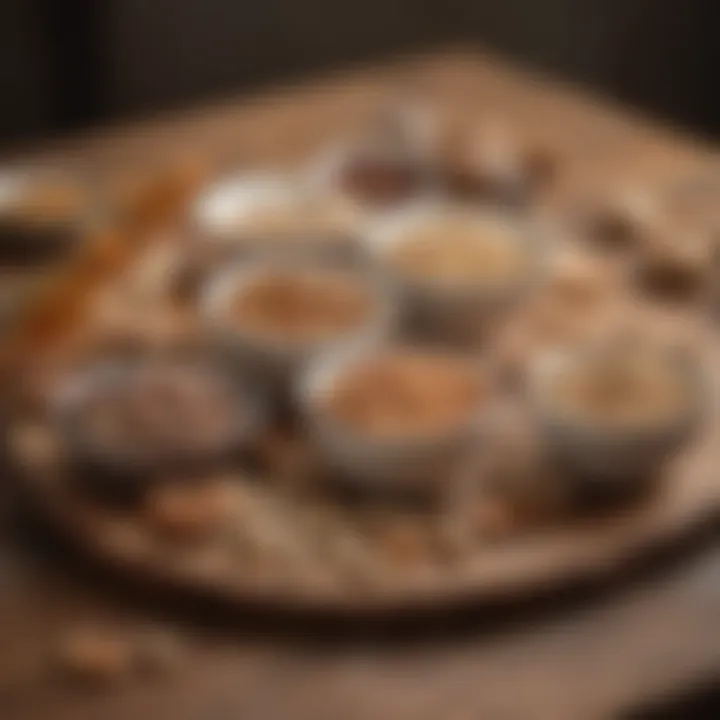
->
[[298, 342, 489, 495], [191, 171, 363, 266], [528, 346, 706, 496], [199, 257, 398, 400], [49, 351, 263, 502], [362, 201, 546, 344]]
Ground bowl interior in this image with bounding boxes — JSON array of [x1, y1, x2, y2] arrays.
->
[[364, 201, 543, 301], [49, 354, 260, 470], [300, 343, 489, 455], [200, 258, 397, 357], [529, 346, 706, 439]]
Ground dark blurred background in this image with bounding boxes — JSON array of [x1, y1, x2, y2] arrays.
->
[[1, 0, 719, 149]]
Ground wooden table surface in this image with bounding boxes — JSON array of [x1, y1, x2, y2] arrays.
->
[[1, 50, 719, 720]]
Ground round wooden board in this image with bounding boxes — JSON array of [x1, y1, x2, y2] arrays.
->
[[7, 172, 720, 616], [15, 411, 720, 616]]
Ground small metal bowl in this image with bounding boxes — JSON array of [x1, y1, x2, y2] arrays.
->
[[363, 201, 546, 344], [298, 342, 489, 495], [191, 171, 363, 265], [528, 346, 707, 498], [199, 257, 398, 402], [0, 168, 96, 263], [49, 352, 263, 503]]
